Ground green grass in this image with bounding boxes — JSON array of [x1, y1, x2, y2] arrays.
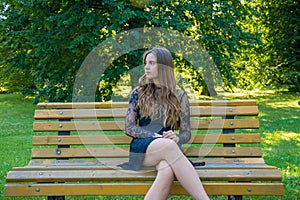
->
[[0, 91, 299, 200], [224, 90, 300, 200], [0, 94, 35, 200]]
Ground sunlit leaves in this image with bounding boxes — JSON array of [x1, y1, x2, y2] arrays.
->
[[1, 0, 298, 102]]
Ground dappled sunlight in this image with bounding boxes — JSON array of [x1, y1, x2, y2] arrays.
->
[[265, 101, 300, 108], [262, 131, 299, 162], [259, 93, 300, 108], [282, 163, 299, 179], [261, 130, 299, 197], [255, 93, 300, 136], [263, 131, 300, 146], [262, 131, 299, 160]]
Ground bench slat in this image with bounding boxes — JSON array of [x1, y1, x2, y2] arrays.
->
[[34, 106, 258, 119], [190, 106, 258, 116], [27, 158, 267, 167], [6, 168, 282, 182], [189, 100, 258, 106], [36, 100, 257, 109], [15, 163, 278, 171], [184, 147, 262, 157], [34, 108, 128, 119], [37, 102, 129, 109], [32, 134, 260, 145], [33, 119, 259, 131], [31, 147, 262, 158], [33, 135, 130, 145], [3, 182, 284, 196]]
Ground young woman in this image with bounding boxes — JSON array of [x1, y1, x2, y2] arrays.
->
[[121, 47, 209, 200]]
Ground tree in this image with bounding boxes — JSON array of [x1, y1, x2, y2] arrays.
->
[[233, 0, 299, 92], [0, 0, 261, 102]]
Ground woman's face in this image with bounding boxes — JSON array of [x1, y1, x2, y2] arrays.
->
[[144, 53, 159, 82]]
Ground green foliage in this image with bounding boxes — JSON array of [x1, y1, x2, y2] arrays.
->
[[0, 0, 298, 102], [233, 0, 299, 91]]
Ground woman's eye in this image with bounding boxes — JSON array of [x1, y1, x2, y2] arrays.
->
[[145, 61, 156, 66]]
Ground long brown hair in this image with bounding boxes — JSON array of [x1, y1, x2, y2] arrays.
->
[[138, 47, 180, 129]]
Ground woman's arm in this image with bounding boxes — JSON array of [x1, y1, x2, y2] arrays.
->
[[177, 90, 191, 144], [125, 88, 154, 138]]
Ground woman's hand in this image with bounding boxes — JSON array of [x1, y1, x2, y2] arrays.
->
[[162, 130, 179, 143], [153, 133, 163, 138]]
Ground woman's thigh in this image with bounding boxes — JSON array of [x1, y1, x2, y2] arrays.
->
[[142, 138, 182, 167]]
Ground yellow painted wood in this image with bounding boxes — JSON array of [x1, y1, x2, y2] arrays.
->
[[17, 163, 276, 173], [33, 119, 259, 132], [26, 157, 267, 167], [190, 133, 260, 144], [36, 100, 257, 109], [189, 100, 257, 106], [34, 108, 128, 119], [4, 182, 284, 197], [190, 106, 259, 116], [37, 102, 129, 109], [191, 119, 260, 130], [6, 168, 282, 182], [31, 147, 262, 158], [33, 121, 125, 131], [32, 134, 260, 145], [34, 106, 258, 119], [30, 135, 132, 145], [184, 147, 262, 157]]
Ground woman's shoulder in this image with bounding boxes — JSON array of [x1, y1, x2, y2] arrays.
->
[[128, 87, 140, 102], [131, 87, 140, 94], [176, 89, 189, 102], [176, 89, 187, 97]]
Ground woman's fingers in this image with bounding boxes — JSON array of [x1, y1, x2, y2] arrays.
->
[[162, 130, 173, 138], [153, 133, 162, 138], [163, 131, 179, 143]]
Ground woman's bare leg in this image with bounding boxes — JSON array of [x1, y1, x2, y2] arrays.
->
[[144, 160, 174, 200], [143, 138, 209, 200]]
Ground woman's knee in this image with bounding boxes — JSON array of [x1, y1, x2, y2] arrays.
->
[[144, 138, 183, 166], [156, 160, 174, 181], [161, 139, 183, 157]]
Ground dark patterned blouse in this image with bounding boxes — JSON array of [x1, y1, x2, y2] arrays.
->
[[125, 87, 191, 145]]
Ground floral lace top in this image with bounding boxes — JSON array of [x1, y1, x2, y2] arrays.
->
[[125, 87, 191, 145]]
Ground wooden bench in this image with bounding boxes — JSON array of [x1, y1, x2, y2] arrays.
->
[[4, 100, 284, 199]]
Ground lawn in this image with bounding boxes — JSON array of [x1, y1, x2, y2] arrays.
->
[[0, 91, 299, 200]]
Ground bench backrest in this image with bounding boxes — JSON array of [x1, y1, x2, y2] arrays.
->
[[32, 100, 261, 163]]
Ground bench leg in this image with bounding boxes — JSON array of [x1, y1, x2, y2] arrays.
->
[[228, 195, 242, 200], [48, 196, 65, 200]]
